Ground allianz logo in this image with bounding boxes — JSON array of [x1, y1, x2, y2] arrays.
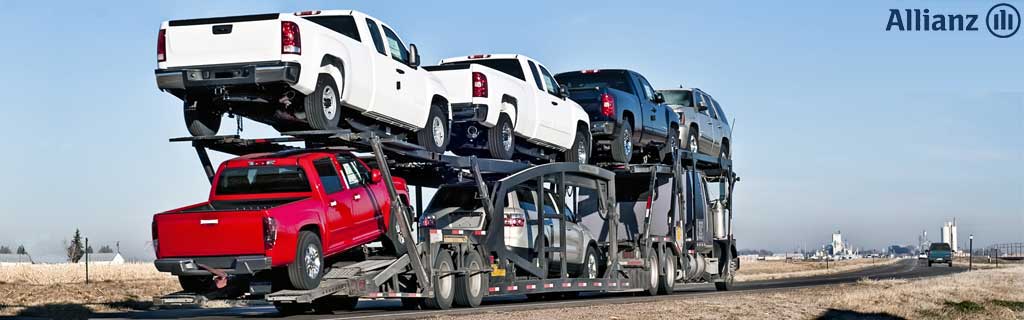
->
[[885, 3, 1020, 38]]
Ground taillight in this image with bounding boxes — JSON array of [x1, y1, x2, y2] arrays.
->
[[281, 21, 301, 55], [467, 54, 491, 59], [151, 220, 159, 254], [157, 29, 166, 62], [263, 217, 278, 250], [600, 93, 616, 117], [472, 72, 488, 98], [294, 10, 321, 16], [504, 214, 526, 227], [420, 215, 436, 228]]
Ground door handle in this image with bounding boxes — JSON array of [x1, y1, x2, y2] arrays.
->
[[329, 201, 338, 207], [354, 194, 362, 201], [551, 101, 558, 106], [395, 69, 405, 74]]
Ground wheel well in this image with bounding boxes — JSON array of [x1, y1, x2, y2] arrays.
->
[[622, 111, 635, 130], [501, 95, 519, 125], [689, 124, 699, 137], [721, 137, 730, 149], [299, 224, 321, 241], [577, 121, 589, 134], [431, 95, 449, 120]]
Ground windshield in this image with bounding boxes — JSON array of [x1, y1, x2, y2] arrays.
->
[[442, 59, 525, 81], [660, 90, 692, 107], [929, 243, 951, 251], [215, 166, 311, 195], [555, 71, 634, 94], [427, 186, 483, 211]]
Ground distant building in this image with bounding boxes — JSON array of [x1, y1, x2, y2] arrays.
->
[[941, 219, 958, 252], [81, 253, 124, 265], [0, 254, 34, 266]]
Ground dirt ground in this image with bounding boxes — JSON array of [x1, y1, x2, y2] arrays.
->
[[433, 266, 1024, 320]]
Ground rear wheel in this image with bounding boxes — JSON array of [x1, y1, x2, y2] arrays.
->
[[486, 114, 515, 159], [642, 253, 659, 296], [720, 142, 730, 159], [662, 126, 680, 163], [303, 74, 342, 130], [657, 250, 676, 295], [421, 250, 455, 310], [611, 122, 634, 163], [563, 127, 591, 164], [184, 100, 222, 136], [454, 250, 487, 308], [416, 104, 449, 153], [287, 231, 323, 290], [687, 127, 699, 154]]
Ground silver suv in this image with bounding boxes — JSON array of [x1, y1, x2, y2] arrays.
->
[[658, 88, 732, 158]]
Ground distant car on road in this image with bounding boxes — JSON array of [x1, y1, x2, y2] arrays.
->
[[927, 243, 953, 267], [657, 88, 732, 159]]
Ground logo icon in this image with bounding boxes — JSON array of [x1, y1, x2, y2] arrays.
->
[[987, 3, 1020, 38]]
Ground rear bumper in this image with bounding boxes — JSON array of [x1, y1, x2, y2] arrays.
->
[[155, 61, 301, 90], [591, 121, 616, 136], [450, 103, 489, 123], [155, 255, 271, 276]]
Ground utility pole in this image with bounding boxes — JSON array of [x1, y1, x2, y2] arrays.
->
[[84, 237, 90, 284], [968, 234, 973, 271]]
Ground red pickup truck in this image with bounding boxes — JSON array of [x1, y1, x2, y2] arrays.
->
[[152, 149, 409, 292]]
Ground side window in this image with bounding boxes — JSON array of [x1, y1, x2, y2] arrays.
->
[[711, 98, 728, 125], [312, 158, 343, 194], [336, 156, 370, 188], [703, 94, 717, 118], [527, 60, 544, 91], [638, 76, 656, 102], [381, 26, 409, 63], [515, 188, 536, 212], [364, 18, 386, 55], [692, 91, 705, 111], [304, 16, 361, 42], [538, 66, 559, 96]]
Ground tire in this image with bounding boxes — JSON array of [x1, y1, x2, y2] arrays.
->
[[720, 142, 730, 160], [421, 250, 455, 310], [486, 114, 515, 160], [642, 253, 659, 296], [563, 127, 591, 164], [177, 276, 213, 293], [657, 250, 676, 295], [686, 127, 699, 154], [662, 126, 680, 163], [274, 302, 310, 316], [416, 103, 450, 153], [928, 261, 932, 267], [574, 246, 600, 279], [715, 258, 737, 291], [312, 296, 358, 314], [303, 74, 342, 130], [611, 121, 634, 163], [454, 250, 487, 308], [948, 262, 953, 267], [287, 231, 324, 290], [184, 100, 222, 136]]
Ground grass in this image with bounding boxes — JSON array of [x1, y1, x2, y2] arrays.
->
[[943, 300, 984, 313], [991, 299, 1024, 312], [735, 258, 899, 281]]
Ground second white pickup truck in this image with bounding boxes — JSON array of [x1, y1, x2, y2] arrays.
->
[[425, 55, 590, 162], [155, 10, 451, 152]]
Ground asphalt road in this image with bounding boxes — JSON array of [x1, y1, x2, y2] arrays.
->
[[98, 259, 961, 320]]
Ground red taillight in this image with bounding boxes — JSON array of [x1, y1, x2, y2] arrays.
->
[[504, 214, 526, 227], [281, 21, 301, 55], [157, 29, 166, 62], [467, 54, 491, 59], [151, 220, 159, 254], [600, 93, 616, 117], [472, 72, 488, 98], [421, 215, 436, 227], [263, 217, 278, 250], [582, 69, 600, 74]]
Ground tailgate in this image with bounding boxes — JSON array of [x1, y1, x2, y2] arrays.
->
[[155, 210, 266, 257], [567, 88, 605, 120], [424, 64, 472, 103], [164, 13, 282, 68]]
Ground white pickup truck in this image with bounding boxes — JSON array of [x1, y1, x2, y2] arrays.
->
[[155, 10, 451, 152], [424, 55, 590, 162]]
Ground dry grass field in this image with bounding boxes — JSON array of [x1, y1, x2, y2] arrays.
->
[[434, 266, 1024, 320], [735, 258, 900, 282]]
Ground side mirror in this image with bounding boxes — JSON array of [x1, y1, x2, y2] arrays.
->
[[558, 84, 569, 99], [652, 92, 665, 104], [371, 169, 382, 183], [407, 43, 420, 68], [697, 100, 709, 112]]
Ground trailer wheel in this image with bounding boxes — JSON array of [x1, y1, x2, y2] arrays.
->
[[611, 122, 634, 163], [486, 114, 515, 160], [288, 231, 324, 290], [657, 250, 676, 295], [274, 302, 310, 316], [421, 250, 455, 310], [642, 253, 659, 296], [415, 103, 450, 153], [184, 99, 222, 137], [454, 250, 487, 308], [303, 74, 342, 130]]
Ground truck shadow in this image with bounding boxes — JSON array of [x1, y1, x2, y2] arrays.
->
[[815, 308, 907, 320], [6, 301, 159, 320]]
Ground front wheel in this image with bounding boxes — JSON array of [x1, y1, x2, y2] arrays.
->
[[287, 231, 323, 290], [687, 128, 700, 154], [303, 74, 342, 130], [416, 104, 450, 153], [611, 122, 634, 163], [184, 100, 222, 137], [575, 246, 600, 279], [715, 258, 737, 291], [486, 114, 515, 159], [563, 127, 591, 164]]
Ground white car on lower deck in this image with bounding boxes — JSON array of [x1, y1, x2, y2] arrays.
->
[[424, 54, 591, 162], [155, 10, 451, 152]]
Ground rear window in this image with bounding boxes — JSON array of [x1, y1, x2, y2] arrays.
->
[[929, 243, 951, 251], [661, 90, 692, 108], [443, 59, 525, 81], [216, 166, 311, 195], [428, 186, 484, 210], [304, 15, 361, 42], [555, 71, 634, 94]]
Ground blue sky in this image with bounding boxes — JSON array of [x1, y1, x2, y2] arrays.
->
[[0, 1, 1020, 259]]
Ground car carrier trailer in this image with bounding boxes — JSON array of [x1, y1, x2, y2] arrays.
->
[[153, 128, 737, 314]]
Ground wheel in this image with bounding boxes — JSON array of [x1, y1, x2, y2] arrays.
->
[[642, 253, 659, 296], [287, 231, 324, 290], [928, 261, 932, 267], [486, 114, 515, 159], [274, 302, 310, 316], [454, 250, 487, 308], [661, 126, 680, 163], [720, 141, 730, 159], [303, 74, 342, 130], [312, 296, 358, 314], [610, 121, 634, 163], [416, 103, 450, 153], [686, 127, 699, 154], [657, 249, 676, 295], [948, 262, 953, 267], [563, 127, 591, 164], [177, 275, 213, 293], [421, 250, 455, 310], [714, 258, 737, 291], [574, 246, 600, 279], [183, 100, 222, 136]]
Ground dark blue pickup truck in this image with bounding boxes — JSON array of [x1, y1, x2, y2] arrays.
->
[[555, 69, 680, 163]]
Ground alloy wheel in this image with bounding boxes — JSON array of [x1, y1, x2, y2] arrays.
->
[[305, 245, 321, 280], [322, 86, 338, 120], [431, 117, 445, 147]]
